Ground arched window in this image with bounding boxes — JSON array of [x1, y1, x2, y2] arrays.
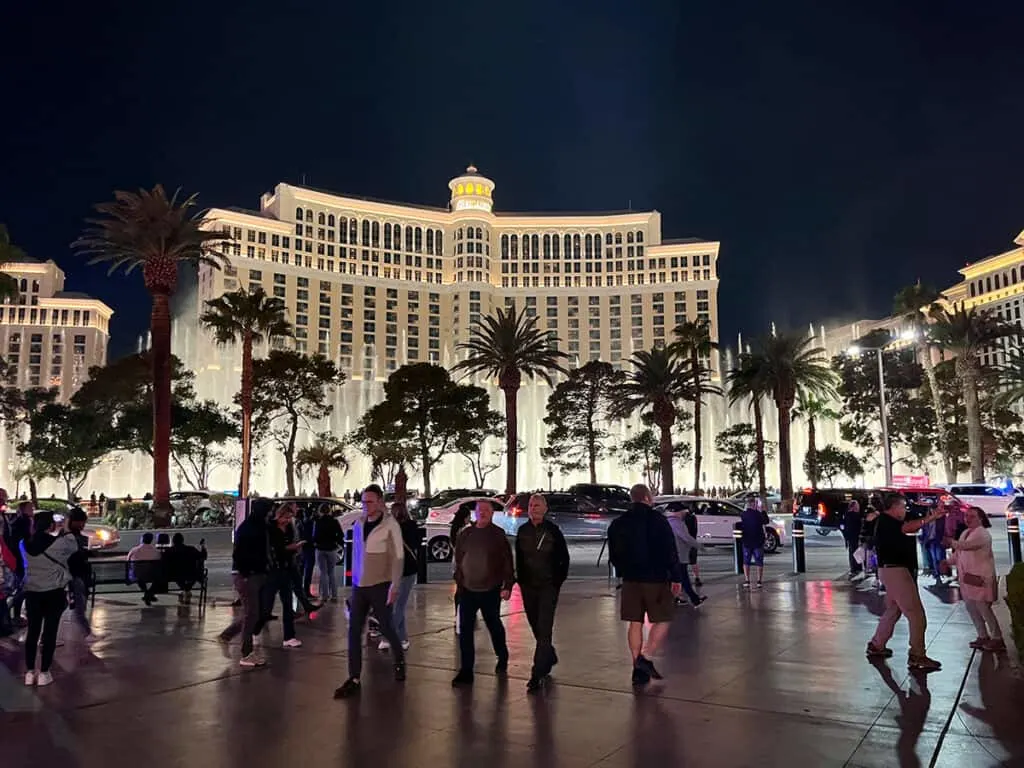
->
[[564, 234, 571, 256], [573, 234, 581, 258], [328, 214, 336, 227], [362, 220, 370, 245], [318, 212, 325, 225], [627, 231, 634, 243], [426, 229, 434, 254], [605, 233, 613, 245], [970, 283, 977, 297], [414, 227, 423, 252], [994, 273, 1001, 290], [1013, 268, 1018, 284], [510, 234, 518, 257], [585, 234, 592, 257], [305, 210, 313, 222], [522, 235, 530, 257], [636, 230, 644, 243], [349, 218, 357, 243], [393, 224, 401, 248], [614, 232, 622, 244], [384, 223, 392, 248], [435, 230, 443, 253], [19, 279, 27, 292], [986, 277, 993, 293], [501, 234, 509, 258], [543, 234, 551, 258], [552, 235, 560, 259], [531, 234, 539, 257], [295, 207, 304, 220], [475, 227, 483, 240]]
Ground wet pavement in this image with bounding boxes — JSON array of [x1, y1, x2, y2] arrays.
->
[[2, 572, 1023, 768]]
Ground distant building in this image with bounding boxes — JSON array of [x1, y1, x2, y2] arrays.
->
[[0, 259, 113, 401]]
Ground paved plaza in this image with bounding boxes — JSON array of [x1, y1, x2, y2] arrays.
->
[[2, 566, 1023, 768]]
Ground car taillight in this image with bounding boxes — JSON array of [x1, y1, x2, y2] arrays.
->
[[509, 506, 523, 517], [428, 510, 442, 521], [817, 503, 826, 519]]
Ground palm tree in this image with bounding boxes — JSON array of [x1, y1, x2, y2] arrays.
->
[[454, 307, 568, 495], [673, 319, 720, 493], [792, 391, 840, 488], [894, 282, 954, 482], [726, 352, 771, 500], [74, 186, 229, 522], [754, 333, 835, 511], [296, 434, 350, 497], [995, 347, 1024, 409], [930, 303, 1017, 482], [200, 287, 292, 496], [0, 224, 25, 300], [613, 347, 693, 494]]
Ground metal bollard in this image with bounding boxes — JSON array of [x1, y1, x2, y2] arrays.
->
[[417, 539, 429, 584], [792, 519, 806, 574], [343, 529, 354, 587], [1008, 517, 1022, 565], [733, 522, 744, 574]]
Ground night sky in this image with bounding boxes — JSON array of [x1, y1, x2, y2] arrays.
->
[[3, 2, 1023, 358]]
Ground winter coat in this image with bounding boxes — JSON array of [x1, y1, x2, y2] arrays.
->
[[951, 526, 998, 603]]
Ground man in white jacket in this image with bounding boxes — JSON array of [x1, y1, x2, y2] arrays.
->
[[664, 502, 707, 608], [334, 483, 406, 698]]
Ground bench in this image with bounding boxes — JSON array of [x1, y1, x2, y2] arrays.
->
[[88, 557, 209, 608]]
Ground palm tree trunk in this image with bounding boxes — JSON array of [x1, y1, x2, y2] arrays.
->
[[239, 331, 253, 497], [962, 362, 984, 482], [807, 416, 818, 489], [150, 292, 172, 526], [692, 351, 702, 493], [501, 383, 519, 495], [777, 403, 794, 513], [658, 421, 674, 495], [753, 396, 767, 501], [921, 348, 954, 483], [318, 464, 331, 497]]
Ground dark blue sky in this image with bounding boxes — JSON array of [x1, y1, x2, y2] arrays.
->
[[3, 1, 1023, 357]]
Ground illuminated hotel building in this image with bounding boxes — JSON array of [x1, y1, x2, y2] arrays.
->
[[183, 167, 721, 490], [0, 259, 113, 401]]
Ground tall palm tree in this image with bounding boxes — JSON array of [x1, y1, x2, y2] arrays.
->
[[754, 333, 835, 511], [200, 287, 292, 497], [673, 319, 720, 493], [0, 224, 26, 300], [792, 391, 840, 489], [296, 434, 350, 497], [995, 347, 1024, 410], [726, 352, 771, 500], [894, 282, 953, 482], [74, 186, 229, 522], [454, 307, 568, 494], [613, 347, 693, 494], [930, 303, 1017, 482]]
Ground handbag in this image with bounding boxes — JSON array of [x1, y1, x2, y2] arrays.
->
[[961, 572, 986, 588], [853, 546, 867, 565]]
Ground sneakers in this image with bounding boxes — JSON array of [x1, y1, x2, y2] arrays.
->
[[394, 662, 406, 682], [631, 666, 651, 686], [908, 654, 942, 672], [866, 642, 894, 659], [755, 581, 763, 589], [401, 640, 411, 651], [451, 671, 474, 687], [378, 639, 391, 651], [36, 671, 53, 687], [239, 652, 266, 667], [495, 657, 509, 675], [742, 581, 751, 589], [282, 638, 303, 648], [969, 637, 989, 650], [692, 596, 708, 608], [526, 676, 543, 694], [636, 655, 663, 680], [24, 671, 35, 686], [334, 678, 361, 698]]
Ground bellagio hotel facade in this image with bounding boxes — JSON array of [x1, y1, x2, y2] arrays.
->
[[194, 167, 721, 386]]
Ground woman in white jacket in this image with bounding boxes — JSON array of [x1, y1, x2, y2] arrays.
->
[[946, 506, 1004, 652], [664, 502, 706, 608]]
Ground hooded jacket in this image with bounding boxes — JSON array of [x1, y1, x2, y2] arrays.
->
[[607, 502, 684, 584], [21, 530, 78, 592]]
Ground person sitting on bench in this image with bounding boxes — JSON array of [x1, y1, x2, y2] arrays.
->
[[127, 533, 162, 606], [161, 533, 206, 603]]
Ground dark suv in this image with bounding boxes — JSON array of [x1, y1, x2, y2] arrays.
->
[[793, 488, 871, 535], [494, 491, 618, 539], [568, 483, 632, 513]]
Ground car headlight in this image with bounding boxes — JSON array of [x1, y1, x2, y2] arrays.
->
[[96, 529, 111, 541], [770, 517, 786, 528]]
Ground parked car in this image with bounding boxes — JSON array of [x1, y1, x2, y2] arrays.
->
[[728, 490, 783, 514], [655, 496, 786, 554], [874, 487, 966, 517], [938, 484, 1015, 518], [792, 488, 872, 535], [409, 488, 499, 517], [492, 491, 614, 539], [1006, 495, 1024, 520], [568, 483, 632, 513], [424, 496, 505, 528], [424, 498, 504, 562]]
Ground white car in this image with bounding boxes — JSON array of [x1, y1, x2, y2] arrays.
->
[[655, 495, 786, 554], [423, 496, 503, 528], [422, 497, 504, 562], [940, 484, 1014, 518]]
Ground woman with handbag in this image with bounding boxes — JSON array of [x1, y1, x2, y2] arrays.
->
[[946, 506, 1004, 652], [381, 502, 422, 651]]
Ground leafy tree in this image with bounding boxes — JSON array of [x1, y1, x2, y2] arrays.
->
[[806, 445, 864, 486], [894, 282, 954, 482], [20, 402, 110, 499], [930, 304, 1018, 482], [793, 391, 840, 488], [296, 434, 350, 497], [715, 423, 777, 489], [170, 400, 238, 490], [457, 410, 509, 489], [726, 352, 772, 500], [74, 186, 229, 522], [0, 225, 24, 300], [454, 307, 568, 494], [348, 414, 419, 489], [358, 363, 499, 496], [673, 319, 720, 492], [249, 350, 344, 495], [753, 333, 835, 511], [615, 421, 693, 491], [542, 361, 626, 483], [200, 287, 292, 497]]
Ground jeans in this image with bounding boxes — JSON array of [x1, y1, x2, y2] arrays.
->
[[390, 573, 416, 643], [964, 599, 1003, 640], [269, 569, 296, 641], [316, 550, 337, 600], [457, 587, 508, 675], [846, 535, 863, 574], [348, 582, 403, 678], [221, 574, 272, 656], [679, 564, 701, 604], [25, 588, 66, 673], [928, 543, 946, 576], [871, 566, 927, 656], [520, 584, 559, 679], [301, 550, 315, 596], [289, 564, 316, 613], [71, 577, 92, 635]]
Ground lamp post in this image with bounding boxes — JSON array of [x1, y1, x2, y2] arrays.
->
[[847, 344, 892, 485], [547, 467, 553, 492]]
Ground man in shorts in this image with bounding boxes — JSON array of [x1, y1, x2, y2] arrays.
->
[[740, 498, 768, 588], [608, 484, 683, 686]]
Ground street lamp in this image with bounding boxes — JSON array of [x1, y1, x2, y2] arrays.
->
[[547, 467, 553, 492], [846, 342, 892, 485]]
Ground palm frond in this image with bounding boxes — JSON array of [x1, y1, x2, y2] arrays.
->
[[454, 306, 569, 385], [200, 286, 293, 346]]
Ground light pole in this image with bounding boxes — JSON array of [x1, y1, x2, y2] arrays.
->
[[847, 344, 892, 485]]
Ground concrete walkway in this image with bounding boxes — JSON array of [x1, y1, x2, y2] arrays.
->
[[1, 573, 1022, 767]]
